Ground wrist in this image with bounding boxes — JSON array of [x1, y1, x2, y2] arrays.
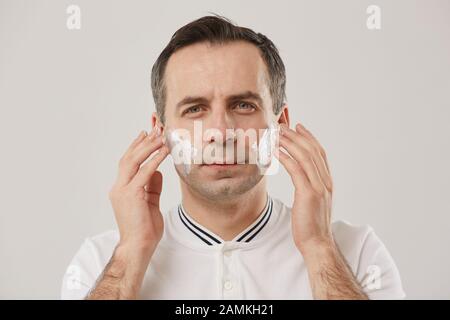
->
[[104, 242, 156, 299], [296, 237, 338, 262], [115, 239, 158, 265]]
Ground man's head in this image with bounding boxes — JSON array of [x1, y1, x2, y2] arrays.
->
[[150, 15, 289, 200]]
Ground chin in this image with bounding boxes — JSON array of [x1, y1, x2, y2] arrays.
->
[[183, 167, 263, 201]]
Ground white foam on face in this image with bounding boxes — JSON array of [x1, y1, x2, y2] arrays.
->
[[164, 122, 280, 176], [251, 122, 280, 174], [164, 128, 198, 176]]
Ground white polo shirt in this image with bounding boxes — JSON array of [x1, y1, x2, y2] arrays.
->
[[61, 196, 405, 299]]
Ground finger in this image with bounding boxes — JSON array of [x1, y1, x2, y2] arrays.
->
[[144, 171, 163, 207], [117, 134, 164, 186], [275, 148, 310, 192], [279, 134, 326, 194], [124, 130, 148, 156], [115, 129, 155, 185], [296, 123, 331, 174], [131, 145, 170, 188], [281, 124, 332, 191], [132, 133, 164, 165], [114, 130, 147, 187], [122, 127, 159, 160]]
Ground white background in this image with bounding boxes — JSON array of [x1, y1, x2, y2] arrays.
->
[[0, 0, 449, 299]]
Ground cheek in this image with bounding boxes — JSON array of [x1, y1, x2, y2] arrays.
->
[[235, 113, 271, 131]]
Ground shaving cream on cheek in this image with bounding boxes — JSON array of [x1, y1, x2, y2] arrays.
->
[[250, 122, 280, 174], [164, 128, 198, 176], [163, 122, 280, 176]]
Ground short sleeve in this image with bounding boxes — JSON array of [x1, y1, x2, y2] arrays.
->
[[60, 238, 103, 300], [355, 227, 406, 299]]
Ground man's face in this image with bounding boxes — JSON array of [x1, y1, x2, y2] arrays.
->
[[163, 41, 275, 200]]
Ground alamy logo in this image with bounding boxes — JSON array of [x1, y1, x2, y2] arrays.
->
[[366, 5, 381, 30], [66, 5, 81, 30]]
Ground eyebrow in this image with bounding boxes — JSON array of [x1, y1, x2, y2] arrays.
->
[[228, 91, 263, 106], [175, 91, 264, 109]]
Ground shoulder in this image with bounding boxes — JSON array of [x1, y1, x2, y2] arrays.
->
[[275, 200, 405, 298], [68, 229, 119, 263], [331, 220, 374, 260], [81, 229, 120, 266], [331, 220, 405, 299], [86, 229, 120, 252], [61, 229, 119, 299], [276, 200, 375, 260], [271, 200, 373, 254]]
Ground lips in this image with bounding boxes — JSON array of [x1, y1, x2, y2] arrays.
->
[[201, 162, 240, 168], [203, 163, 238, 166]]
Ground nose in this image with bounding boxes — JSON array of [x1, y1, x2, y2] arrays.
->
[[203, 107, 236, 144]]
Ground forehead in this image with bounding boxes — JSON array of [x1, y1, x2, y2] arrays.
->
[[164, 41, 269, 103]]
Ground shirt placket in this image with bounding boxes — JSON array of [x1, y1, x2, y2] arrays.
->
[[218, 242, 242, 299]]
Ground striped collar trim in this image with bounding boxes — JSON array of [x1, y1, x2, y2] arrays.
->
[[178, 196, 273, 246]]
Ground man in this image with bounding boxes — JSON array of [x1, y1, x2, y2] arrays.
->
[[61, 15, 405, 300]]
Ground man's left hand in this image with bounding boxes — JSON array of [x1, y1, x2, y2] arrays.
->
[[276, 122, 334, 254]]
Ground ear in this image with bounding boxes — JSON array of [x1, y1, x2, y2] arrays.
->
[[277, 104, 290, 127], [151, 112, 164, 134]]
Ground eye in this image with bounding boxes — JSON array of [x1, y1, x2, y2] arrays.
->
[[183, 105, 203, 115], [234, 101, 256, 112]]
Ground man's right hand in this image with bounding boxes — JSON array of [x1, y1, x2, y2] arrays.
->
[[110, 127, 169, 254], [86, 127, 169, 299]]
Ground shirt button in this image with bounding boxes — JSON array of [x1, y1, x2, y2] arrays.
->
[[224, 250, 232, 257], [223, 280, 233, 291]]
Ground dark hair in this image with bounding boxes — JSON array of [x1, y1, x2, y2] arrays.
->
[[151, 14, 287, 124]]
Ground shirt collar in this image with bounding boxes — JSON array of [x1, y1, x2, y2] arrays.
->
[[176, 195, 273, 246]]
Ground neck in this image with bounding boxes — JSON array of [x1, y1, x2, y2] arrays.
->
[[180, 179, 268, 241]]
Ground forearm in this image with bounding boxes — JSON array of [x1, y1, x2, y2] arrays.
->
[[85, 243, 155, 300], [301, 240, 368, 300]]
